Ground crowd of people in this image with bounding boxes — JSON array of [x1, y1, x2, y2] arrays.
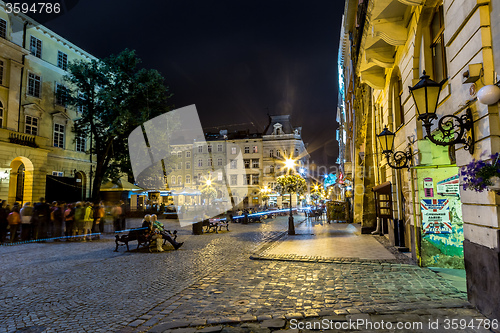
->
[[0, 197, 127, 244]]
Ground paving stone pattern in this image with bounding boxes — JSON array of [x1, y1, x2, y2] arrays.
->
[[0, 216, 493, 333]]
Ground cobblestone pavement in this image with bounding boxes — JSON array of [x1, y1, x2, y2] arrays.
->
[[0, 216, 494, 333]]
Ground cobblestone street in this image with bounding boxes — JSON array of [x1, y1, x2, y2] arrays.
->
[[0, 216, 493, 333]]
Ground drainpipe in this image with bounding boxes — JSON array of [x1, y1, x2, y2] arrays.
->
[[18, 21, 29, 133], [410, 166, 421, 266]]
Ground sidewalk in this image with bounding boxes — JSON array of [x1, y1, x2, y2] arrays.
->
[[256, 219, 396, 261]]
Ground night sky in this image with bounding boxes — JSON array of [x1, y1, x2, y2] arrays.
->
[[41, 0, 343, 167]]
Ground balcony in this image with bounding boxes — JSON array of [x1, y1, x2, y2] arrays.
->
[[0, 128, 45, 148]]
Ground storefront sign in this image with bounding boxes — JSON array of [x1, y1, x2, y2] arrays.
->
[[437, 175, 460, 196], [421, 199, 452, 234]]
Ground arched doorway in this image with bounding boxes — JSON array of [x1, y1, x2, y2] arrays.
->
[[8, 156, 35, 205]]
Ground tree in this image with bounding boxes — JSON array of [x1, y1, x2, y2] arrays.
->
[[276, 174, 306, 235], [63, 49, 171, 201]]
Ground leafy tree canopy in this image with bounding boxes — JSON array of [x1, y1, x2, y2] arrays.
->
[[275, 174, 306, 195], [63, 49, 172, 201]]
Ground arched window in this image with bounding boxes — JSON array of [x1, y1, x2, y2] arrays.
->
[[177, 176, 182, 185], [171, 175, 176, 185]]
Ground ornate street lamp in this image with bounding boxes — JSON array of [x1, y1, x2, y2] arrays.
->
[[377, 126, 412, 169], [409, 71, 475, 154]]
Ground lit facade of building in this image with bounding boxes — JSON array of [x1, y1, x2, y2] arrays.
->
[[0, 7, 96, 205], [166, 115, 309, 208], [338, 0, 500, 319]]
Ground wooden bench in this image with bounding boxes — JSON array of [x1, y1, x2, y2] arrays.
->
[[203, 218, 229, 233], [114, 227, 150, 252]]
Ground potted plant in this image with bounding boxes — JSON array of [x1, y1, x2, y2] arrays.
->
[[461, 153, 500, 193]]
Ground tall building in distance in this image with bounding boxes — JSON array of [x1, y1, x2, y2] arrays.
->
[[167, 115, 309, 209], [0, 5, 96, 204]]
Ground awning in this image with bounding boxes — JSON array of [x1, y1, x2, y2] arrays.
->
[[100, 179, 144, 192]]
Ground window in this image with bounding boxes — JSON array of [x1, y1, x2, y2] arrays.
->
[[252, 175, 259, 185], [76, 136, 86, 152], [393, 75, 404, 128], [28, 73, 41, 98], [178, 162, 182, 169], [269, 165, 275, 174], [431, 5, 447, 83], [25, 115, 38, 135], [186, 162, 191, 169], [244, 174, 251, 185], [198, 145, 203, 153], [231, 147, 237, 154], [171, 176, 176, 185], [252, 146, 258, 153], [197, 173, 202, 184], [53, 123, 65, 148], [0, 19, 6, 39], [269, 149, 274, 157], [244, 146, 250, 154], [244, 159, 250, 169], [295, 148, 299, 156], [177, 176, 182, 185], [198, 158, 203, 167], [0, 60, 4, 85], [57, 51, 68, 71], [208, 158, 212, 167], [230, 175, 237, 186], [217, 158, 223, 166], [230, 160, 237, 169], [186, 175, 191, 184], [186, 151, 191, 158], [177, 152, 182, 157], [0, 101, 3, 127], [30, 36, 42, 58], [276, 150, 281, 157], [208, 145, 212, 153], [77, 92, 87, 114], [217, 144, 223, 152], [55, 83, 67, 106], [252, 159, 259, 168]]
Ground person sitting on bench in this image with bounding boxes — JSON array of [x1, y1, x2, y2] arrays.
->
[[150, 214, 183, 250]]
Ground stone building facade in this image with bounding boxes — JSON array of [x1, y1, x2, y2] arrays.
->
[[0, 6, 96, 205], [167, 115, 309, 209], [339, 0, 500, 319]]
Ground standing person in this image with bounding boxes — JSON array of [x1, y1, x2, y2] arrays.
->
[[64, 204, 75, 241], [0, 200, 8, 244], [94, 202, 105, 238], [83, 202, 94, 241], [119, 200, 127, 231], [20, 202, 33, 241], [33, 198, 50, 240], [111, 202, 122, 232], [74, 202, 85, 241], [51, 202, 64, 240], [7, 204, 21, 243]]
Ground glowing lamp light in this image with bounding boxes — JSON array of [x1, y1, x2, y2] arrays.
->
[[477, 85, 500, 105], [206, 179, 212, 186], [284, 158, 296, 170]]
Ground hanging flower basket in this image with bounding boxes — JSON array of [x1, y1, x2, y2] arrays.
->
[[461, 153, 500, 194]]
